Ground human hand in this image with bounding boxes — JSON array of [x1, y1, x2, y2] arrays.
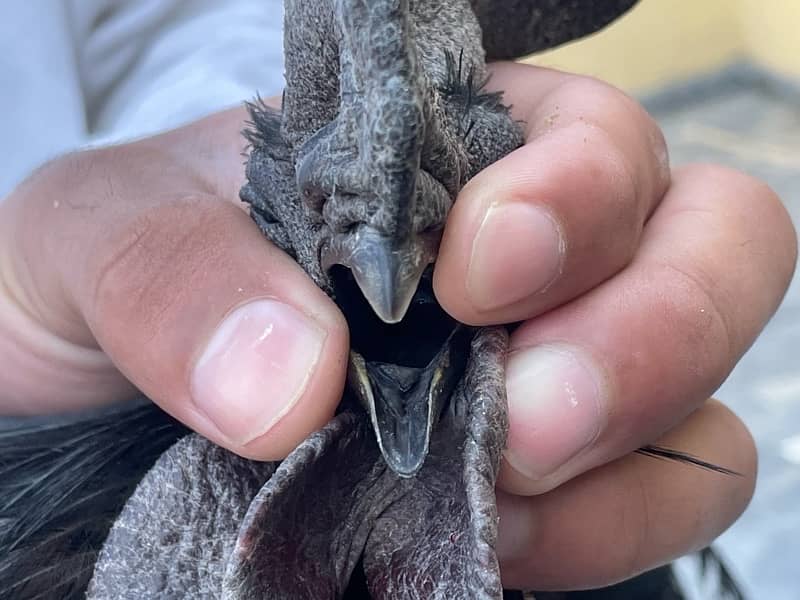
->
[[1, 64, 793, 593], [433, 62, 796, 590], [0, 101, 350, 460]]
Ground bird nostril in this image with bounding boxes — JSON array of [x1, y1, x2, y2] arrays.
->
[[299, 183, 329, 218], [343, 221, 361, 236], [321, 191, 370, 234]]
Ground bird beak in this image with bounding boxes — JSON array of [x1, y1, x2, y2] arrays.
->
[[315, 0, 454, 476], [347, 326, 471, 477], [338, 226, 437, 324], [324, 224, 451, 476]]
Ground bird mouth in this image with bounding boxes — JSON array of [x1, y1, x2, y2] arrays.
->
[[320, 226, 441, 324], [331, 266, 471, 477]]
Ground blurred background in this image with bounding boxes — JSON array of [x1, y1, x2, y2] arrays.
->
[[528, 2, 800, 598]]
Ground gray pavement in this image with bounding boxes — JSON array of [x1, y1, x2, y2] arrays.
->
[[643, 65, 800, 600]]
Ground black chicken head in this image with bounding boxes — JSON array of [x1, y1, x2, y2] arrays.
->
[[242, 0, 524, 477]]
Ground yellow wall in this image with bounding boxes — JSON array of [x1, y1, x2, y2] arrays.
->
[[738, 1, 800, 79], [527, 0, 800, 93]]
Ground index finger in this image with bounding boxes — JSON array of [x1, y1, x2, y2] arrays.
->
[[434, 62, 670, 325]]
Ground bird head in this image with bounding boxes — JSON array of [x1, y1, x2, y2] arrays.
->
[[243, 0, 522, 477]]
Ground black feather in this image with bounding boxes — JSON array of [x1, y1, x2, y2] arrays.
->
[[441, 49, 504, 112], [636, 445, 742, 477], [0, 402, 187, 600], [698, 546, 747, 600], [242, 94, 286, 157], [442, 48, 507, 143]]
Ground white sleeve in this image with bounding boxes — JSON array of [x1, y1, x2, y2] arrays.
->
[[0, 0, 285, 197], [0, 4, 88, 197], [68, 0, 285, 144]]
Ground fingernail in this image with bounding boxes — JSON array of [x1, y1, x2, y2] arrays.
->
[[191, 299, 326, 445], [504, 344, 605, 479], [467, 202, 563, 311]]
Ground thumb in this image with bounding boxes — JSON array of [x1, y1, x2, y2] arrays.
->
[[0, 118, 348, 461]]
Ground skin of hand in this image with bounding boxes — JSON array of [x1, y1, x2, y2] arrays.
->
[[0, 63, 794, 590]]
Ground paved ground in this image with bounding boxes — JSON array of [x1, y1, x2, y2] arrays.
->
[[643, 65, 800, 599]]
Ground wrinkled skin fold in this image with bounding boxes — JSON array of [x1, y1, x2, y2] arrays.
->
[[88, 329, 510, 599]]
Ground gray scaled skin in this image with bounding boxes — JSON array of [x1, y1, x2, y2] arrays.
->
[[242, 0, 637, 476], [88, 1, 639, 598], [88, 330, 509, 599]]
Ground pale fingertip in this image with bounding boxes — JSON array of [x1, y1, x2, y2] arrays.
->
[[467, 201, 564, 311], [496, 402, 757, 590], [503, 344, 607, 487], [190, 299, 327, 447]]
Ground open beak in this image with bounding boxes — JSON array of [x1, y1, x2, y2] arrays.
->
[[319, 0, 447, 475], [322, 225, 439, 324], [326, 228, 457, 477], [347, 326, 471, 477], [344, 228, 432, 324]]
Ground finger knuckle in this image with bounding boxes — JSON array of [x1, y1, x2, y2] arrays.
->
[[553, 120, 645, 254], [681, 162, 797, 292], [555, 76, 655, 134], [89, 195, 235, 332], [679, 162, 768, 196], [651, 261, 738, 390], [554, 76, 670, 199], [23, 150, 101, 199], [679, 163, 782, 213]]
